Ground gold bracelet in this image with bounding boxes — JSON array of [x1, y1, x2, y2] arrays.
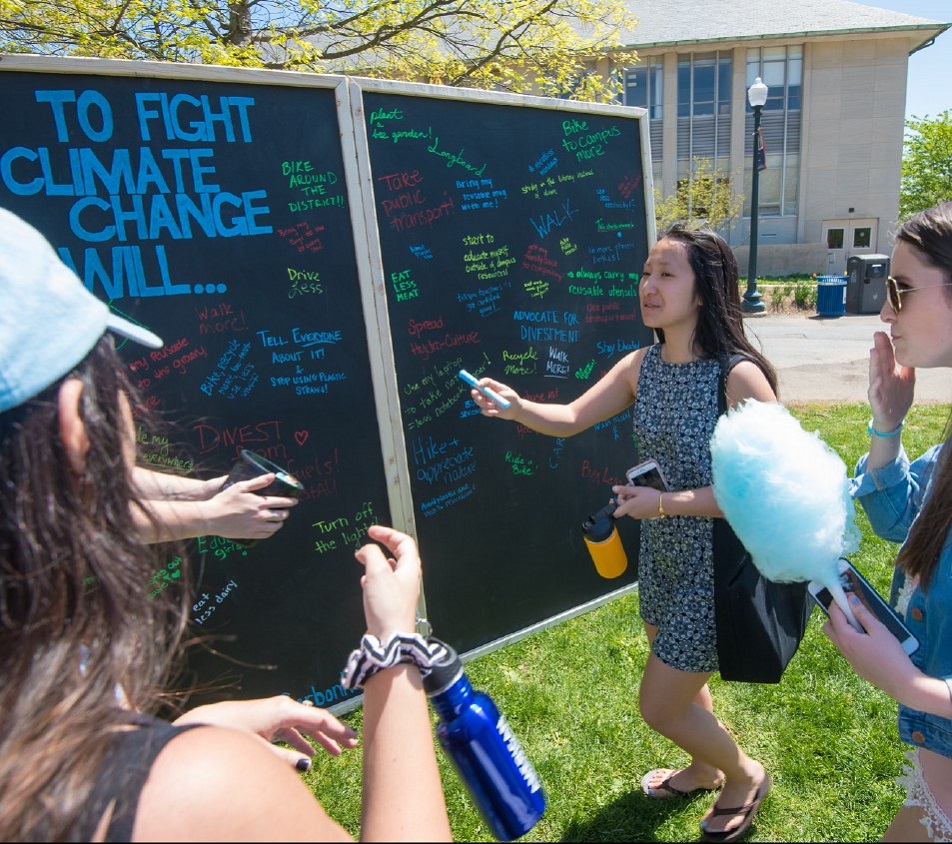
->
[[657, 491, 666, 519]]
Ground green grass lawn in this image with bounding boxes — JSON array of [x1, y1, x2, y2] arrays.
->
[[303, 401, 951, 842]]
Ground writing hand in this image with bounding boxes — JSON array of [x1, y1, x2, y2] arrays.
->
[[471, 376, 519, 418], [355, 524, 422, 640]]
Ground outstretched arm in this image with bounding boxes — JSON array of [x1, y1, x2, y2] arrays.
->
[[131, 467, 298, 543], [131, 466, 225, 501], [471, 350, 644, 437]]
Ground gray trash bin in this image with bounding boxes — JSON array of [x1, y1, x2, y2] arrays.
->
[[846, 254, 889, 314]]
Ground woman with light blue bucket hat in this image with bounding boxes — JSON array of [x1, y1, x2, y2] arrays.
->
[[0, 206, 299, 544]]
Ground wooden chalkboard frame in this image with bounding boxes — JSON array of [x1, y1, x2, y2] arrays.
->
[[0, 55, 656, 712]]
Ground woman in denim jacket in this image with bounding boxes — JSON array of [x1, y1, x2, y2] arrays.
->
[[826, 201, 952, 842]]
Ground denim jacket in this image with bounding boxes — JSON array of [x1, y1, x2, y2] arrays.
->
[[851, 444, 952, 760]]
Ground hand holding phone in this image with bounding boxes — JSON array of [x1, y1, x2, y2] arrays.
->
[[808, 560, 918, 655], [626, 459, 670, 492]]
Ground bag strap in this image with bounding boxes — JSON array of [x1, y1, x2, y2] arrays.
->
[[717, 353, 746, 416]]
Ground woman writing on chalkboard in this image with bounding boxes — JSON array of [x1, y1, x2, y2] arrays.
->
[[470, 224, 779, 843], [0, 208, 451, 842]]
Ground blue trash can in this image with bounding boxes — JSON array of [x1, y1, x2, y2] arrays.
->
[[816, 275, 848, 317]]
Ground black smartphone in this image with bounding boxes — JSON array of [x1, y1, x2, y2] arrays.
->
[[808, 560, 918, 655]]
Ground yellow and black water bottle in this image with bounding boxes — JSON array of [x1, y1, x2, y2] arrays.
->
[[581, 501, 628, 579]]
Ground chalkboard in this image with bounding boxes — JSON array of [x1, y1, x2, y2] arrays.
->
[[349, 80, 654, 656], [0, 57, 655, 709], [0, 58, 393, 708]]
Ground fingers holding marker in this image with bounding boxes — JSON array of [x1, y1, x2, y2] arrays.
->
[[459, 369, 511, 409]]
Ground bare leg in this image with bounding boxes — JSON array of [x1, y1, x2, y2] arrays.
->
[[639, 650, 767, 836], [883, 807, 934, 842], [640, 623, 723, 793], [884, 748, 952, 841]]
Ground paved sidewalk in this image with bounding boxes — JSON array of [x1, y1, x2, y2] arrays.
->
[[743, 311, 952, 404]]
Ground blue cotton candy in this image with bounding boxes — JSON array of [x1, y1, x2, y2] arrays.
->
[[710, 400, 861, 614]]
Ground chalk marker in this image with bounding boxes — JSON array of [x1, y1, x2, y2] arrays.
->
[[458, 369, 511, 409]]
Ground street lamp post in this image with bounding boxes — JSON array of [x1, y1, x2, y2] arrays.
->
[[743, 77, 768, 313]]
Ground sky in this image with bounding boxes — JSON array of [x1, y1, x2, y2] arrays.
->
[[856, 0, 952, 120]]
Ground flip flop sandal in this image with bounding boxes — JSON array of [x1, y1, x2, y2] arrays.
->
[[700, 772, 772, 842], [640, 768, 723, 800]]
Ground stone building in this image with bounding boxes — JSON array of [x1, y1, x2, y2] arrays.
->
[[600, 0, 949, 274]]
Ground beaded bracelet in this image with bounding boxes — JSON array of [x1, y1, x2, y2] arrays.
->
[[340, 631, 449, 690], [867, 418, 904, 439]]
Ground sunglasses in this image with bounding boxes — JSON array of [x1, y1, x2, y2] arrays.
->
[[886, 276, 952, 313]]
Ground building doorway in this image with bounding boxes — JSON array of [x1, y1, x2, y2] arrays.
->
[[821, 218, 878, 275]]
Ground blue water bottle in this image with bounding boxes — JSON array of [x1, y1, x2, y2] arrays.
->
[[423, 639, 546, 841]]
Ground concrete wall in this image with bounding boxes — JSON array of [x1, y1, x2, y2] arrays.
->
[[733, 242, 831, 277], [797, 37, 907, 254]]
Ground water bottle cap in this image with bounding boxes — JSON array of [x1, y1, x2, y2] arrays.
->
[[581, 500, 617, 542], [422, 639, 464, 696]]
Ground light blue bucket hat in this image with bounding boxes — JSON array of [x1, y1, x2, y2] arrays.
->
[[0, 207, 163, 413]]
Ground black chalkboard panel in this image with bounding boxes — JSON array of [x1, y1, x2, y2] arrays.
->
[[352, 81, 653, 656], [1, 59, 655, 707], [0, 60, 390, 708]]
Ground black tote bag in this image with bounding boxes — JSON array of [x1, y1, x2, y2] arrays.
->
[[713, 356, 811, 683]]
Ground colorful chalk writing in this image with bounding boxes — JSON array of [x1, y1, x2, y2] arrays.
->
[[3, 61, 654, 701], [278, 220, 326, 256], [0, 64, 393, 706], [148, 557, 183, 599], [360, 84, 652, 654], [136, 425, 195, 473], [311, 500, 379, 553], [195, 535, 250, 562], [192, 579, 238, 626]]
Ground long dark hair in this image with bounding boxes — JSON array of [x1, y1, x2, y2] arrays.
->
[[0, 335, 192, 840], [893, 201, 952, 590], [653, 224, 779, 396]]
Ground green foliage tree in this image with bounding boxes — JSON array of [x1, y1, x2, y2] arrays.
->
[[900, 110, 952, 221], [0, 0, 628, 100], [653, 156, 744, 236]]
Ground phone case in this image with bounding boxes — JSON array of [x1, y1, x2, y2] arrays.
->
[[626, 460, 669, 491], [809, 562, 918, 655]]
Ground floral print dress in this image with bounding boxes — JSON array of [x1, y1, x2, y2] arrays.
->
[[634, 343, 722, 673]]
